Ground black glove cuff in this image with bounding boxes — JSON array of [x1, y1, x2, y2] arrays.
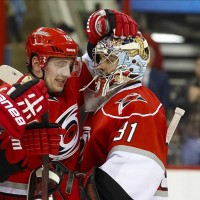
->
[[87, 9, 116, 60], [25, 122, 61, 130], [0, 150, 26, 182], [105, 9, 116, 31], [10, 78, 39, 100], [87, 42, 96, 60]]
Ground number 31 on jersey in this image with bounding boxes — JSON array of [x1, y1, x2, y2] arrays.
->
[[114, 122, 138, 142]]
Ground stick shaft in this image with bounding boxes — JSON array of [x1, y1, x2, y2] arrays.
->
[[42, 155, 49, 200], [42, 112, 49, 200], [166, 107, 185, 144]]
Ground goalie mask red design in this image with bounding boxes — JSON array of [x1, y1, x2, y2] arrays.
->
[[26, 27, 78, 69]]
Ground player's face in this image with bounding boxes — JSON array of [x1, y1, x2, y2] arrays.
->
[[44, 57, 74, 93], [96, 54, 118, 74]]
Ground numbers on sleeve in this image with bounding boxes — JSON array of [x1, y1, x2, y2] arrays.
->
[[113, 122, 138, 142], [127, 123, 137, 142]]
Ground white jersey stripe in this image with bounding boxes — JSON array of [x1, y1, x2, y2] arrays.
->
[[102, 102, 162, 119], [0, 181, 27, 195], [108, 145, 165, 171]]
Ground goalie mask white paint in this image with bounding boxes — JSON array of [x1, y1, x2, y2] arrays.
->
[[91, 34, 150, 96]]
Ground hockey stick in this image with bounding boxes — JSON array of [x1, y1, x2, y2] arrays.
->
[[0, 65, 23, 84], [166, 107, 185, 144], [0, 65, 49, 199], [41, 112, 49, 200]]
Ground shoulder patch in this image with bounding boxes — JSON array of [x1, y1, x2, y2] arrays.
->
[[116, 93, 147, 115]]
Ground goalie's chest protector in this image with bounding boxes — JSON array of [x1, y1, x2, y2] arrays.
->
[[80, 83, 168, 172]]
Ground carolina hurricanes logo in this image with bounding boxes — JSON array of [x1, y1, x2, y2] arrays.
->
[[116, 93, 147, 115], [79, 126, 91, 163], [49, 104, 79, 160]]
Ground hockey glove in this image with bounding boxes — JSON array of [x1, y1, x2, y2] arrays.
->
[[0, 122, 64, 182], [22, 121, 65, 156], [0, 130, 27, 182], [86, 9, 138, 45], [62, 165, 132, 200], [80, 167, 132, 200], [27, 161, 132, 200], [0, 78, 49, 138], [28, 161, 82, 200]]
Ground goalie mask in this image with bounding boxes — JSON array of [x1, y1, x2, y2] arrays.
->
[[81, 33, 150, 111], [83, 33, 150, 95], [26, 27, 81, 76]]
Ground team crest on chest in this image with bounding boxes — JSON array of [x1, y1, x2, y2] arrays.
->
[[116, 93, 147, 114], [49, 104, 79, 160]]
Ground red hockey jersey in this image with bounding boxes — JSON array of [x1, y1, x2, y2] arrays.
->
[[80, 82, 168, 199], [0, 62, 92, 197]]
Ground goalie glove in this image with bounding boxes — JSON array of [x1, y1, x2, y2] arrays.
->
[[0, 78, 49, 138], [86, 9, 138, 45]]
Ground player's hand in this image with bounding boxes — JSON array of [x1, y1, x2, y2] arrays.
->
[[0, 123, 65, 182], [86, 9, 138, 45], [28, 161, 82, 199], [0, 130, 27, 182], [8, 78, 49, 122], [22, 121, 65, 156], [0, 78, 49, 138]]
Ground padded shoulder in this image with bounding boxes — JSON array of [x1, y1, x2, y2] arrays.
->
[[101, 86, 162, 119]]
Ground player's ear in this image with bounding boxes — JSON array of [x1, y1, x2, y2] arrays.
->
[[32, 56, 43, 78], [32, 56, 40, 70]]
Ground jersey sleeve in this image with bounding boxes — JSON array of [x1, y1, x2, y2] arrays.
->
[[108, 107, 168, 165], [79, 60, 93, 105], [100, 150, 168, 199]]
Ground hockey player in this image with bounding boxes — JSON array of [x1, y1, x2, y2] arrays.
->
[[27, 11, 168, 200], [0, 27, 87, 199], [78, 32, 169, 199], [0, 9, 138, 200]]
